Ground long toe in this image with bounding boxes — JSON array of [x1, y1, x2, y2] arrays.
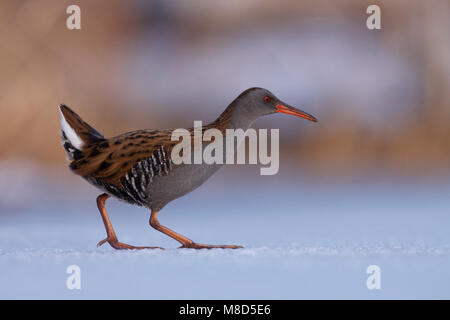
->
[[179, 243, 243, 250], [111, 242, 164, 250], [97, 238, 109, 247], [97, 238, 163, 250], [132, 245, 165, 250]]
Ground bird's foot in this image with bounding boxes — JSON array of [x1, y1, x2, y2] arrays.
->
[[178, 242, 243, 250], [97, 238, 164, 250]]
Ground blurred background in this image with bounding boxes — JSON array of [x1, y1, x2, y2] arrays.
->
[[1, 0, 450, 299], [1, 0, 449, 178]]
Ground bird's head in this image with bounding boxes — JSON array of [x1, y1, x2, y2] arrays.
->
[[237, 87, 318, 123]]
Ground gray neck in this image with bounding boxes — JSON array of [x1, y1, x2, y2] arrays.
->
[[211, 101, 260, 132], [228, 104, 259, 130]]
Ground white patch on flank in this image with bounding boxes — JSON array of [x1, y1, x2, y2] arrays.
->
[[59, 107, 84, 150]]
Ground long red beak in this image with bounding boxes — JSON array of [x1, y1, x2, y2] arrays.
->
[[276, 104, 318, 122]]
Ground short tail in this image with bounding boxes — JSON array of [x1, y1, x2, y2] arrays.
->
[[59, 104, 105, 161]]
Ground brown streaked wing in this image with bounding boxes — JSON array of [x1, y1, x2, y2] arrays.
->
[[70, 129, 182, 186]]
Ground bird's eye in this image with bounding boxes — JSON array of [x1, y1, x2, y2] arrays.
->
[[264, 96, 271, 103]]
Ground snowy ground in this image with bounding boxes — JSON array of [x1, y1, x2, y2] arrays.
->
[[1, 167, 450, 299]]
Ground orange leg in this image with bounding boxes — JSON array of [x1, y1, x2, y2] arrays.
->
[[96, 193, 163, 250], [149, 210, 242, 249]]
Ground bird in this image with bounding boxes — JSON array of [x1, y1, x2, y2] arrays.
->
[[59, 87, 317, 250]]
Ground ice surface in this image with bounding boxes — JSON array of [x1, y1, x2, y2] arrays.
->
[[1, 168, 450, 299]]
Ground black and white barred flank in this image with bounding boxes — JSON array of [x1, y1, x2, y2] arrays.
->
[[90, 146, 172, 207]]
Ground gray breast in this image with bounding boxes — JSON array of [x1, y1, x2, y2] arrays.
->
[[146, 162, 223, 210]]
